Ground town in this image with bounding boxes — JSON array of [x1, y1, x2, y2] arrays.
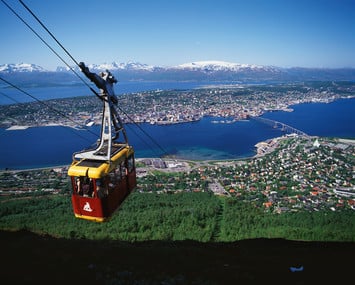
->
[[136, 135, 355, 213], [0, 81, 354, 128], [1, 135, 354, 214], [1, 81, 354, 214]]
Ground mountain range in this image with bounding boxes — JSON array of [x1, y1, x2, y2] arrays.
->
[[1, 61, 354, 82], [0, 63, 46, 73]]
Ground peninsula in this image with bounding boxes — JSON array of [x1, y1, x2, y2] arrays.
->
[[1, 81, 354, 128]]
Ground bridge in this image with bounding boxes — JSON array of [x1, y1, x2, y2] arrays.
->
[[250, 116, 309, 137]]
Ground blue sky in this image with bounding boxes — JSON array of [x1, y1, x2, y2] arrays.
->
[[1, 0, 354, 70]]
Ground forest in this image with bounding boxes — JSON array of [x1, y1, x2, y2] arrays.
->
[[1, 192, 354, 242]]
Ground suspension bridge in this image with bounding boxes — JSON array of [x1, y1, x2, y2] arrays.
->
[[250, 116, 309, 137]]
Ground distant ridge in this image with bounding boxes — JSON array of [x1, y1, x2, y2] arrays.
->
[[56, 61, 157, 72], [173, 60, 278, 72], [0, 63, 46, 73], [1, 61, 354, 82]]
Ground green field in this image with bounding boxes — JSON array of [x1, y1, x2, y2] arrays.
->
[[1, 192, 354, 242]]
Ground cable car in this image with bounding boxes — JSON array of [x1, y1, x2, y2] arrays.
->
[[68, 144, 136, 222], [68, 62, 136, 222]]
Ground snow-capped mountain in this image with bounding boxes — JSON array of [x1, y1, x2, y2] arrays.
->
[[0, 63, 46, 73], [1, 61, 354, 82], [55, 60, 279, 73], [1, 60, 276, 74], [92, 61, 156, 71], [174, 60, 273, 72], [56, 61, 156, 72], [173, 61, 281, 74]]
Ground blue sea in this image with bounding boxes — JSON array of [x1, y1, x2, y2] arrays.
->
[[0, 83, 354, 169], [0, 81, 209, 105]]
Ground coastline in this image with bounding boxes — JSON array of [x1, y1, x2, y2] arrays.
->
[[4, 135, 354, 172], [3, 134, 354, 171], [1, 97, 355, 170], [6, 125, 30, 130], [5, 123, 86, 131], [3, 96, 355, 130], [0, 164, 70, 173]]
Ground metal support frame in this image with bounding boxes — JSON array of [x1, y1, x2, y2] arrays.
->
[[73, 63, 129, 162]]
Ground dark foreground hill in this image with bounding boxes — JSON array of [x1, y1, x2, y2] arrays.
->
[[1, 230, 354, 285]]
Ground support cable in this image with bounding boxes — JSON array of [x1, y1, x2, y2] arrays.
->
[[0, 76, 99, 143], [3, 0, 169, 157], [0, 91, 22, 138], [0, 90, 21, 105], [0, 0, 100, 98], [18, 0, 101, 99], [0, 90, 96, 143], [116, 105, 169, 156], [19, 0, 81, 67]]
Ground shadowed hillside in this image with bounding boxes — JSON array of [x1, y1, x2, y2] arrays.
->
[[1, 230, 354, 285], [1, 192, 355, 284]]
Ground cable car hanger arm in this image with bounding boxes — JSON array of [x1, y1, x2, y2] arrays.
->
[[79, 62, 118, 105]]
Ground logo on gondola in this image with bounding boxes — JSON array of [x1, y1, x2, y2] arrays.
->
[[83, 202, 93, 212]]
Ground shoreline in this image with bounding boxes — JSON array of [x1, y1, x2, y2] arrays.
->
[[0, 164, 70, 173], [5, 123, 78, 131], [1, 135, 355, 171], [2, 96, 355, 130], [0, 135, 349, 172], [5, 125, 30, 130], [1, 97, 354, 170]]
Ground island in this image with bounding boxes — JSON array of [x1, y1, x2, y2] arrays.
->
[[1, 81, 354, 128]]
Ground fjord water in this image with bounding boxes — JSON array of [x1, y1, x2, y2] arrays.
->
[[1, 97, 354, 170], [262, 98, 355, 138], [0, 82, 207, 105], [0, 118, 280, 169]]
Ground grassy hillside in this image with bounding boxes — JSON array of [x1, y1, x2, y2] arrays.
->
[[2, 192, 355, 284], [1, 192, 354, 242]]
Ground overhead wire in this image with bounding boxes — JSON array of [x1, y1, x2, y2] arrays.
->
[[0, 0, 100, 138], [124, 122, 166, 158], [0, 80, 163, 157], [19, 0, 81, 67], [17, 0, 105, 100], [0, 90, 22, 105], [0, 0, 100, 98], [17, 0, 168, 156], [0, 76, 98, 143], [3, 0, 169, 157], [0, 91, 22, 138], [117, 105, 168, 156]]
